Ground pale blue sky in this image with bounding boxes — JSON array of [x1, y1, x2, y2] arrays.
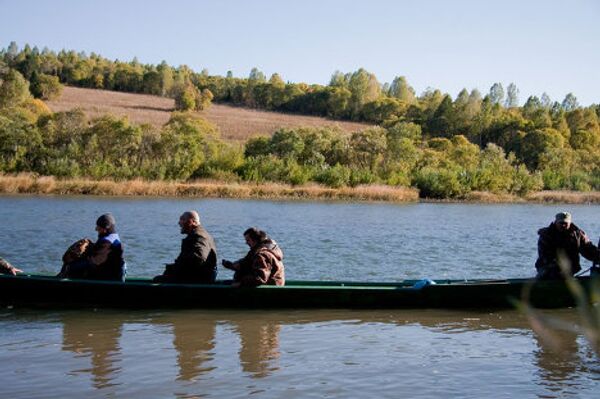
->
[[1, 0, 598, 105]]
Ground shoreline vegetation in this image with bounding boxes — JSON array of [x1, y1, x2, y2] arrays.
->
[[2, 174, 600, 204], [2, 43, 600, 202]]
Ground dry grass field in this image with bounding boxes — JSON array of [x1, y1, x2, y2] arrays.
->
[[0, 174, 420, 203], [47, 86, 371, 141]]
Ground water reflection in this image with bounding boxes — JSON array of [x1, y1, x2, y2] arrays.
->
[[164, 315, 217, 381], [233, 320, 281, 378], [39, 309, 598, 396], [532, 327, 595, 395], [61, 312, 123, 389]]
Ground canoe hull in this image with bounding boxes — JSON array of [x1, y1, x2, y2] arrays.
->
[[0, 274, 595, 309]]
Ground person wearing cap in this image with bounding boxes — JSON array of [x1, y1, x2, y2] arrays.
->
[[535, 211, 600, 279], [153, 210, 218, 284], [59, 213, 125, 281]]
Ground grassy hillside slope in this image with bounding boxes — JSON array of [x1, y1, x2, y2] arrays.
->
[[47, 87, 371, 141]]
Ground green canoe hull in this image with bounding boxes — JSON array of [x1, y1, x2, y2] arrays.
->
[[0, 274, 596, 309]]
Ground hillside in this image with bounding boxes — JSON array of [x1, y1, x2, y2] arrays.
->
[[46, 87, 371, 141]]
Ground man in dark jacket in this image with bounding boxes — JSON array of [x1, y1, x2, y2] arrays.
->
[[154, 211, 217, 283], [222, 227, 285, 287], [535, 211, 600, 279]]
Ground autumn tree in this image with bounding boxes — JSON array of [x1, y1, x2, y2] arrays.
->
[[388, 76, 415, 103]]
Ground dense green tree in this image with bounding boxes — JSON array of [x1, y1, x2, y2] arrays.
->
[[361, 98, 405, 123], [29, 72, 63, 100], [270, 128, 305, 159], [389, 76, 415, 103], [522, 96, 551, 129], [520, 128, 565, 170], [348, 127, 387, 170], [347, 68, 381, 119], [329, 70, 347, 88], [326, 87, 351, 118], [427, 95, 454, 137], [0, 69, 31, 108], [142, 70, 162, 95], [173, 83, 197, 111], [157, 112, 219, 179]]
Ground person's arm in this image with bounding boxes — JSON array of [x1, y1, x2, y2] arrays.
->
[[537, 232, 557, 268], [222, 259, 240, 271], [0, 258, 23, 275], [239, 253, 272, 287], [578, 230, 600, 262]]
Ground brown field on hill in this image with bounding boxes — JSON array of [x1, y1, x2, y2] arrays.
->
[[47, 86, 371, 141]]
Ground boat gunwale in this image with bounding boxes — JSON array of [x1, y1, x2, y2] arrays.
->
[[0, 273, 545, 290]]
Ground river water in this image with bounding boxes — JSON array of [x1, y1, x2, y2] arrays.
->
[[0, 196, 599, 398]]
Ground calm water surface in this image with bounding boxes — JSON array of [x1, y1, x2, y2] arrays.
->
[[1, 196, 599, 398]]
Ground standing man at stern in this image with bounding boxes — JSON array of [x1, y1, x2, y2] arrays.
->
[[154, 211, 218, 283], [535, 211, 600, 279]]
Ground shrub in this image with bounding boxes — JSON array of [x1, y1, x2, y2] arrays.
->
[[413, 167, 465, 198], [315, 163, 351, 188]]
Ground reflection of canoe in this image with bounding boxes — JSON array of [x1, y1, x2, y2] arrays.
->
[[0, 273, 596, 309]]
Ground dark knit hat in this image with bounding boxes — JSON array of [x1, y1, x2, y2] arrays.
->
[[96, 213, 116, 230], [555, 211, 572, 224]]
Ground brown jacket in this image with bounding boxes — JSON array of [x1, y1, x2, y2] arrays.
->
[[235, 240, 285, 287]]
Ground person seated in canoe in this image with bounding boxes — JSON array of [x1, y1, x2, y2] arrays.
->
[[153, 210, 218, 284], [0, 256, 23, 275], [58, 213, 126, 281], [222, 227, 285, 288], [535, 211, 600, 279]]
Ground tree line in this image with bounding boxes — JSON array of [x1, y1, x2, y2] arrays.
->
[[1, 42, 600, 197]]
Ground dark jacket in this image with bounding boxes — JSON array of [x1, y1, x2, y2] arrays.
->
[[59, 234, 125, 281], [87, 233, 125, 281], [163, 226, 217, 283], [234, 239, 285, 287], [535, 222, 599, 279]]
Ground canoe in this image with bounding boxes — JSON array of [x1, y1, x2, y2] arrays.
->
[[1, 273, 597, 309]]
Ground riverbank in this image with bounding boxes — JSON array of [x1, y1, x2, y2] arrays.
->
[[1, 174, 600, 203], [0, 174, 418, 202]]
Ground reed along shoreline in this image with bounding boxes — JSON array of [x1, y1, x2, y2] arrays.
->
[[2, 174, 600, 204]]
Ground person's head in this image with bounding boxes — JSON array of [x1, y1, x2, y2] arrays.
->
[[96, 213, 116, 236], [179, 210, 200, 234], [554, 211, 572, 232], [243, 227, 268, 248]]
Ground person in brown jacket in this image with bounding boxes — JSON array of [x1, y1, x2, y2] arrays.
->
[[154, 210, 218, 283], [222, 227, 285, 287], [535, 211, 600, 279]]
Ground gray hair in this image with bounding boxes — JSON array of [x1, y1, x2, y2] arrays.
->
[[181, 210, 200, 225]]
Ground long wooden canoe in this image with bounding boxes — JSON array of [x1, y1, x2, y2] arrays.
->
[[0, 273, 597, 309]]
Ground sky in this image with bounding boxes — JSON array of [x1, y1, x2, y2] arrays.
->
[[1, 0, 599, 105]]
